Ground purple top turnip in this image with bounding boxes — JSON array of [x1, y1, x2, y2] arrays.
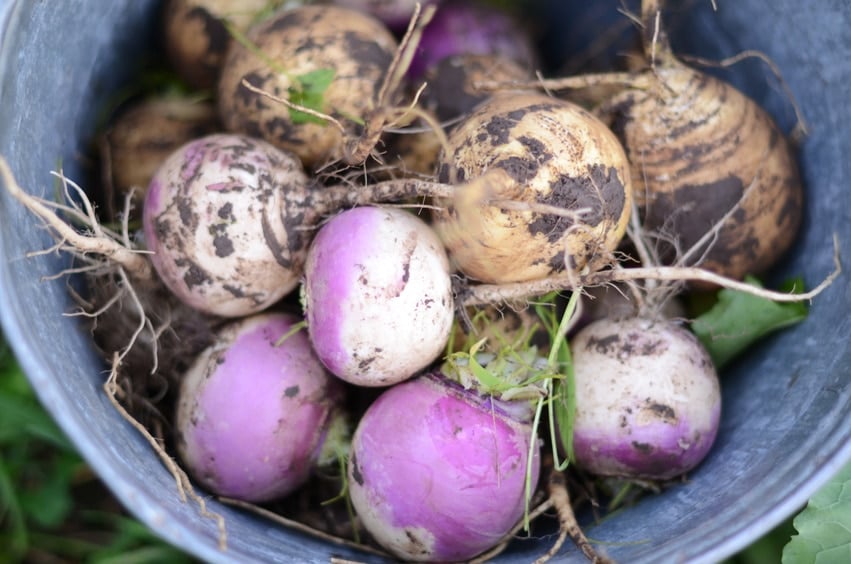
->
[[567, 316, 721, 480], [175, 312, 346, 502], [329, 0, 442, 31], [302, 206, 454, 387], [143, 133, 313, 318], [407, 0, 538, 81], [348, 371, 540, 561]]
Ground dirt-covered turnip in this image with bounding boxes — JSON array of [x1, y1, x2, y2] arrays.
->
[[432, 91, 633, 284], [101, 95, 220, 210], [567, 316, 721, 481], [302, 206, 454, 387], [175, 312, 347, 502], [348, 371, 540, 561], [531, 0, 803, 283], [217, 5, 399, 168], [163, 0, 275, 89], [143, 133, 313, 317]]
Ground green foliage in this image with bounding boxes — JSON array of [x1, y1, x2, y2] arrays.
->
[[691, 276, 808, 369], [783, 462, 851, 563], [0, 336, 192, 563], [287, 69, 335, 125]]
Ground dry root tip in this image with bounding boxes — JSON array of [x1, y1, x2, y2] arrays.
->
[[535, 469, 611, 564], [104, 354, 228, 550], [462, 233, 841, 307], [217, 497, 389, 558]]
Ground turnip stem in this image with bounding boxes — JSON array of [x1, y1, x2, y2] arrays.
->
[[474, 71, 652, 94], [461, 238, 841, 306], [314, 177, 455, 215]]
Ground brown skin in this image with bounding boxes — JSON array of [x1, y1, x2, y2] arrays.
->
[[162, 0, 273, 90], [102, 96, 220, 206], [432, 91, 633, 284], [217, 5, 398, 169], [598, 0, 803, 281]]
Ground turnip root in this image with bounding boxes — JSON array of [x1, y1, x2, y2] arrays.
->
[[100, 95, 220, 212], [406, 0, 538, 81], [348, 371, 540, 561], [175, 312, 347, 502], [521, 0, 803, 283], [143, 133, 313, 317], [302, 206, 454, 387], [217, 4, 399, 169], [433, 91, 634, 284], [567, 316, 721, 480], [163, 0, 276, 89]]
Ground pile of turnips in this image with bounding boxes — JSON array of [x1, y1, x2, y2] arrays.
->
[[2, 0, 833, 562]]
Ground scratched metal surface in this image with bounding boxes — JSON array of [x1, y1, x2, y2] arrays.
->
[[0, 1, 849, 562]]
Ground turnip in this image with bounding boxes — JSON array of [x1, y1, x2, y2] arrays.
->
[[302, 206, 454, 387], [347, 370, 541, 561], [142, 133, 313, 317], [516, 0, 803, 283], [420, 53, 533, 123], [567, 316, 721, 480], [175, 311, 347, 502], [217, 4, 401, 169], [432, 90, 634, 284], [406, 0, 538, 81], [141, 131, 461, 318], [100, 94, 219, 213], [328, 0, 442, 32], [162, 0, 278, 89]]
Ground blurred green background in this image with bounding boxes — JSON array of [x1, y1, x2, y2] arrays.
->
[[0, 333, 838, 563]]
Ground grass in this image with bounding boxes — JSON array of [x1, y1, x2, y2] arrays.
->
[[0, 333, 193, 564], [0, 331, 800, 563]]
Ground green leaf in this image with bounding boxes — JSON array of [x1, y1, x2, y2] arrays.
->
[[288, 68, 335, 125], [783, 462, 851, 564], [18, 451, 82, 528], [691, 276, 808, 369], [0, 452, 29, 558]]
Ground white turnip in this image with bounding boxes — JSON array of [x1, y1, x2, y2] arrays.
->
[[347, 371, 540, 561], [175, 312, 347, 502], [143, 133, 313, 317], [302, 206, 454, 387], [567, 316, 721, 481]]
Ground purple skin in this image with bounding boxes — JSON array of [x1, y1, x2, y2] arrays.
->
[[568, 317, 722, 481], [143, 133, 313, 317], [407, 1, 538, 81], [302, 206, 454, 387], [348, 372, 540, 561], [332, 0, 442, 31], [175, 312, 345, 502]]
